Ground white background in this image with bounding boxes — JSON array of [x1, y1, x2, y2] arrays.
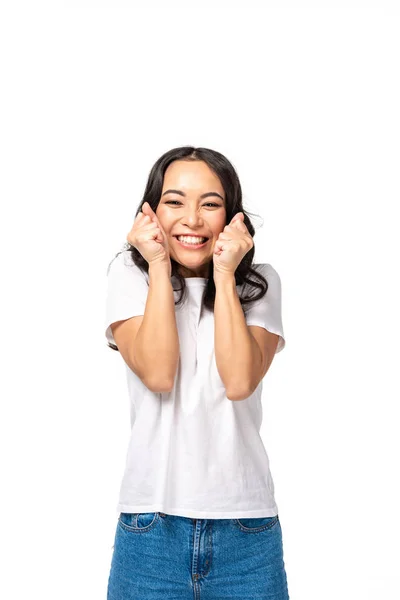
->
[[1, 1, 399, 599]]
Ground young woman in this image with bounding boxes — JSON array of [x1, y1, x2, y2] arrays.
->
[[105, 146, 290, 599]]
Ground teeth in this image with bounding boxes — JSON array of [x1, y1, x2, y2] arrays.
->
[[177, 236, 207, 244]]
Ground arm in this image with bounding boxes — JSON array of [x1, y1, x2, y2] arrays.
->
[[133, 261, 180, 392], [214, 274, 278, 401]]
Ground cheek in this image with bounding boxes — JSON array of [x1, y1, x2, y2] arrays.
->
[[155, 209, 170, 230], [210, 214, 226, 236], [214, 223, 226, 238]]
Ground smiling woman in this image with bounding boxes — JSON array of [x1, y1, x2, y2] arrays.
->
[[106, 146, 272, 314], [104, 145, 289, 599], [156, 159, 227, 278]]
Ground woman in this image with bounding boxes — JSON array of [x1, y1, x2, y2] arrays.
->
[[105, 146, 290, 599]]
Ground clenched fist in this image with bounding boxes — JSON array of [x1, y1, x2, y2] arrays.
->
[[127, 202, 171, 273]]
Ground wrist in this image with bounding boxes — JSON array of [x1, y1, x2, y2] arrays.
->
[[213, 271, 236, 287], [148, 259, 171, 278]]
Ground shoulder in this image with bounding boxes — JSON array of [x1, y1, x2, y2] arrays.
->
[[253, 262, 279, 275], [107, 250, 148, 282], [249, 263, 281, 286], [243, 264, 282, 304]]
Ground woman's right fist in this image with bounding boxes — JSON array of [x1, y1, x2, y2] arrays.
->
[[127, 202, 171, 271]]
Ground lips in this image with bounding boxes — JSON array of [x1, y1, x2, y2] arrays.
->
[[174, 236, 209, 249], [173, 235, 209, 240]]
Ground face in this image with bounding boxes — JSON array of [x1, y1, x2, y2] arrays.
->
[[156, 160, 227, 278]]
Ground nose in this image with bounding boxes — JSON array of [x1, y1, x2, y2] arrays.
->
[[180, 206, 204, 229]]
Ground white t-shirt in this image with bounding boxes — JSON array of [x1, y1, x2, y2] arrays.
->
[[105, 250, 286, 519]]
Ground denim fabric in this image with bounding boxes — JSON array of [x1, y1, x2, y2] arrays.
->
[[107, 512, 290, 599]]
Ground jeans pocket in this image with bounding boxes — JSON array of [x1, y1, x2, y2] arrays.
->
[[234, 514, 279, 533], [118, 512, 160, 532]]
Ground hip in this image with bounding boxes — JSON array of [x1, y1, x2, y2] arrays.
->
[[107, 511, 290, 599]]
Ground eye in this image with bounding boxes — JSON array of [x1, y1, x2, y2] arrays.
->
[[165, 200, 221, 208]]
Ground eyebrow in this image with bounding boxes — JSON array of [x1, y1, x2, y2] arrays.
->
[[161, 189, 225, 202]]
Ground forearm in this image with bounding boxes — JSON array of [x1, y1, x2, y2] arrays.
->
[[214, 274, 263, 401], [134, 262, 179, 391]]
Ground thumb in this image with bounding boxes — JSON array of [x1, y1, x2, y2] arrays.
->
[[231, 212, 244, 224], [142, 202, 165, 243], [142, 201, 158, 223]]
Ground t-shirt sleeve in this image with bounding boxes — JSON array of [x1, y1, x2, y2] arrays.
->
[[104, 251, 149, 346], [244, 263, 286, 353]]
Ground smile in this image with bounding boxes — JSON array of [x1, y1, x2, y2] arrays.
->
[[173, 236, 209, 249]]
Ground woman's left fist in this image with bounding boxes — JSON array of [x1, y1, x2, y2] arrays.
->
[[213, 212, 254, 276]]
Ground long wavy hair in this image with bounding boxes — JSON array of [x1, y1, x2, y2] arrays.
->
[[107, 146, 270, 351]]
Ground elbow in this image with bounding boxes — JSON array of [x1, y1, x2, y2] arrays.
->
[[142, 357, 179, 394], [144, 375, 175, 394], [226, 384, 253, 401]]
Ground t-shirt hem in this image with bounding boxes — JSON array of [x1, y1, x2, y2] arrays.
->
[[116, 503, 279, 519]]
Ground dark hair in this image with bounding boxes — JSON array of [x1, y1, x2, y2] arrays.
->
[[107, 146, 270, 351]]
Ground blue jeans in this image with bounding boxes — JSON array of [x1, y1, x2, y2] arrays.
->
[[107, 512, 290, 599]]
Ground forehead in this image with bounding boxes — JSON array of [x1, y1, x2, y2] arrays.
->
[[162, 160, 224, 194]]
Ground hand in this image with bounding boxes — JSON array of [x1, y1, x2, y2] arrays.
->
[[127, 202, 171, 272], [212, 212, 254, 277]]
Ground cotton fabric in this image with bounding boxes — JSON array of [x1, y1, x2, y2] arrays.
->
[[105, 250, 285, 520]]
